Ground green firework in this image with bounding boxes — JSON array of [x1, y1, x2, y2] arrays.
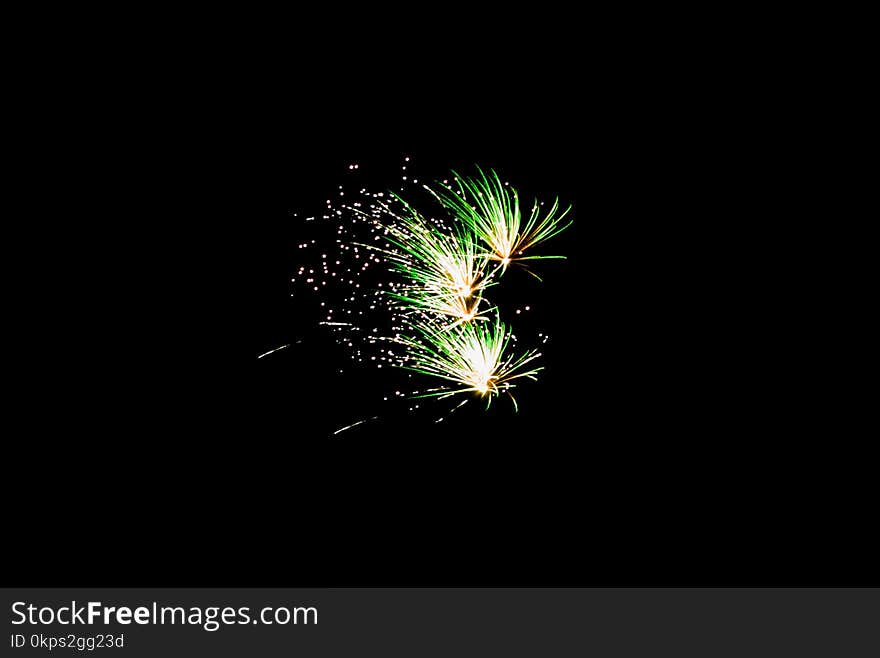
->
[[376, 195, 496, 328], [395, 314, 543, 411], [429, 166, 572, 279]]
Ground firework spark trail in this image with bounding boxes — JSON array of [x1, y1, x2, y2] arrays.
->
[[257, 344, 290, 359], [332, 416, 379, 436], [434, 398, 471, 423]]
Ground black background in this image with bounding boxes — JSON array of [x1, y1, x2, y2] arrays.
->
[[7, 37, 874, 587]]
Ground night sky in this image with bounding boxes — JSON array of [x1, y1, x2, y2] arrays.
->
[[13, 80, 870, 587]]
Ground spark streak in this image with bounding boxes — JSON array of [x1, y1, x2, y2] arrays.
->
[[332, 416, 379, 435], [257, 344, 290, 359]]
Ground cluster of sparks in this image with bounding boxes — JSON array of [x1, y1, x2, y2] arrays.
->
[[288, 159, 571, 427]]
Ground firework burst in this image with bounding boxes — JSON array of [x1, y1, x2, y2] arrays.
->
[[369, 195, 495, 328], [396, 314, 543, 411], [284, 157, 569, 430], [430, 166, 572, 278]]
